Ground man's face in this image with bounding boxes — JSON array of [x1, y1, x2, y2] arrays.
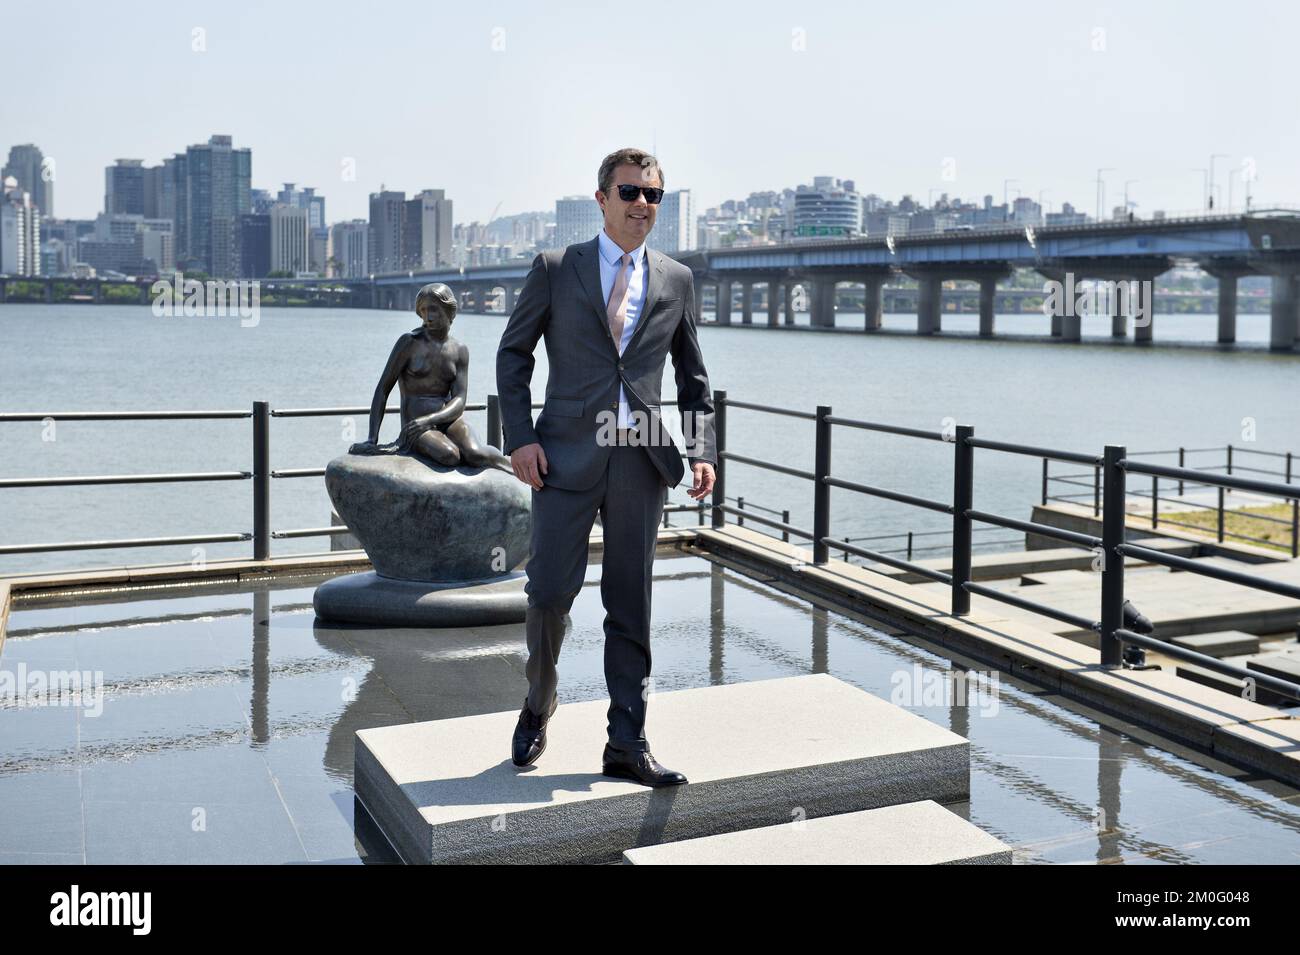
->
[[596, 162, 661, 249]]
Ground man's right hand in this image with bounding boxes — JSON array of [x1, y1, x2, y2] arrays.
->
[[510, 443, 548, 490]]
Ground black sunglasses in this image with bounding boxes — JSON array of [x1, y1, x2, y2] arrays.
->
[[615, 184, 664, 204]]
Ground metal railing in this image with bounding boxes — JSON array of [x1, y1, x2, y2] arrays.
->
[[1045, 445, 1299, 556], [709, 390, 1300, 702], [0, 397, 696, 563]]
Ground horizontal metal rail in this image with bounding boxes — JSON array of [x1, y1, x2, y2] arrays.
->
[[966, 508, 1102, 549], [1115, 628, 1300, 702], [823, 415, 945, 442], [1121, 460, 1299, 500], [716, 504, 814, 540], [0, 410, 252, 422], [271, 406, 402, 417], [826, 536, 953, 583], [719, 397, 817, 420], [270, 527, 355, 540], [719, 450, 816, 481], [968, 436, 1100, 466], [823, 475, 953, 514], [1117, 543, 1300, 601], [0, 470, 250, 489], [962, 580, 1098, 632], [271, 468, 326, 479], [0, 532, 252, 556]]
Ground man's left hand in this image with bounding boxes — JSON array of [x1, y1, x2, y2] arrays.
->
[[686, 462, 715, 501]]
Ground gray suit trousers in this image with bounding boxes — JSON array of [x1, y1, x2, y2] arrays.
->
[[523, 442, 668, 753]]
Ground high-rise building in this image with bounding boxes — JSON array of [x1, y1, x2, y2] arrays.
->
[[270, 204, 309, 274], [328, 220, 369, 278], [237, 214, 271, 278], [0, 177, 41, 275], [105, 159, 146, 216], [793, 177, 862, 239], [649, 189, 694, 253], [368, 190, 405, 274], [2, 144, 53, 218], [403, 188, 453, 269], [181, 135, 252, 277], [277, 183, 326, 230], [555, 195, 602, 248]]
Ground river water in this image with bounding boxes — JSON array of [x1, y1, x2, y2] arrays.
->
[[1, 303, 1296, 576]]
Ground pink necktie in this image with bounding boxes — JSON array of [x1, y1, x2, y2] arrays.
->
[[606, 252, 632, 351]]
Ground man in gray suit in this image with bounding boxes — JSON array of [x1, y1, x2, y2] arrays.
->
[[495, 147, 716, 787]]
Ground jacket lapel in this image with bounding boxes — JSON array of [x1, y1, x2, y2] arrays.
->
[[623, 247, 666, 357], [573, 237, 619, 354]]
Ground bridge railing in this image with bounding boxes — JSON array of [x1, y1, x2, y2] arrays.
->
[[709, 390, 1300, 702]]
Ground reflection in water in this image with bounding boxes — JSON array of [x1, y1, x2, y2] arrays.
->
[[4, 555, 1300, 863]]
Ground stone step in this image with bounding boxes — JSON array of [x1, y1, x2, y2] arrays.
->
[[621, 800, 1012, 865], [355, 673, 970, 864], [1170, 630, 1261, 658]]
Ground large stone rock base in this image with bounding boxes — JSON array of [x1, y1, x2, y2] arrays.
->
[[313, 570, 528, 627]]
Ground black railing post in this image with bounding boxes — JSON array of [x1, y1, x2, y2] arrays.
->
[[737, 495, 745, 527], [1100, 445, 1126, 667], [487, 393, 502, 451], [711, 389, 726, 529], [253, 400, 270, 561], [1041, 458, 1048, 505], [1291, 499, 1298, 559], [1178, 447, 1186, 496], [1217, 487, 1226, 542], [951, 425, 974, 616], [1151, 474, 1159, 528], [782, 509, 790, 543], [813, 405, 832, 564], [1227, 444, 1234, 476], [1093, 464, 1101, 517]]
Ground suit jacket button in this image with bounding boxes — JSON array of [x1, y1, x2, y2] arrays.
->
[[617, 361, 624, 370]]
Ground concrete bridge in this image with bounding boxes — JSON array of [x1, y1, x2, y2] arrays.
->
[[5, 211, 1299, 350], [358, 211, 1300, 351]]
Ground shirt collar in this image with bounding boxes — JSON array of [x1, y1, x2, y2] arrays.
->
[[598, 228, 646, 268]]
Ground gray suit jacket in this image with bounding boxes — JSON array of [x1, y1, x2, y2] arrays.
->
[[495, 236, 717, 492]]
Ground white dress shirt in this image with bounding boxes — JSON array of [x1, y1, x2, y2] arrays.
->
[[596, 228, 648, 429]]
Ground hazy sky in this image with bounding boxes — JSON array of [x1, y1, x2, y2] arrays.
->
[[5, 0, 1296, 223]]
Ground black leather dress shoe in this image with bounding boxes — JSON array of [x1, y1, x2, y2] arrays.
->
[[511, 695, 556, 767], [601, 744, 688, 787]]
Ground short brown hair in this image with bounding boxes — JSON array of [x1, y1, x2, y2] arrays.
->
[[597, 148, 664, 195]]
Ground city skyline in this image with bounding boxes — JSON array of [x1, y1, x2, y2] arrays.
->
[[3, 0, 1296, 225]]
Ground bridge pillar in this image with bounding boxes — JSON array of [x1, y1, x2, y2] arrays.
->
[[916, 276, 941, 334], [1216, 277, 1238, 343], [784, 282, 796, 324], [44, 280, 55, 303], [1060, 310, 1082, 342], [0, 279, 7, 303], [811, 278, 837, 327], [741, 281, 753, 324], [863, 276, 883, 331], [1269, 273, 1299, 352], [1110, 288, 1128, 338], [978, 277, 996, 337], [717, 280, 732, 324], [767, 279, 781, 326], [93, 281, 103, 304], [1134, 280, 1156, 343]]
